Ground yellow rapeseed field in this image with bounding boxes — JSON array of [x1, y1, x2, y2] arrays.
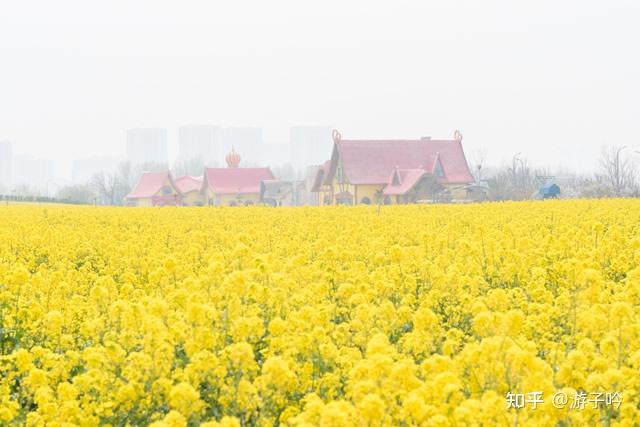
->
[[1, 200, 640, 426]]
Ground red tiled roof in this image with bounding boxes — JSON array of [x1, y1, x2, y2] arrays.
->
[[203, 167, 275, 195], [383, 168, 429, 195], [311, 160, 331, 192], [325, 138, 474, 185], [126, 171, 181, 199], [175, 175, 203, 194]]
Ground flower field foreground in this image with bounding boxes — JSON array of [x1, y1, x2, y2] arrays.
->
[[1, 200, 640, 426]]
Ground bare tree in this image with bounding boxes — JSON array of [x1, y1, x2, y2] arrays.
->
[[117, 162, 136, 195], [487, 154, 538, 200], [598, 145, 637, 196], [90, 171, 120, 205], [57, 184, 94, 204], [508, 154, 536, 199], [468, 148, 488, 183], [578, 175, 612, 198], [88, 161, 139, 205]]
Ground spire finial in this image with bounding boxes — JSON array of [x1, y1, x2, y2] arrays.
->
[[332, 129, 342, 143], [225, 147, 241, 168]]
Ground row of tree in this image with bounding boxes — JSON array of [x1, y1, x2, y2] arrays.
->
[[470, 145, 639, 201], [1, 145, 637, 205]]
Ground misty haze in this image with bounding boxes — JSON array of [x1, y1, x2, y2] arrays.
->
[[2, 2, 640, 426], [1, 1, 639, 204]]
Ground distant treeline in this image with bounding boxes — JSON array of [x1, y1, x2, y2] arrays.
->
[[0, 194, 92, 205]]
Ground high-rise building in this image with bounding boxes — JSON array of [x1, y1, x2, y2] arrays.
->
[[0, 141, 12, 189], [126, 128, 168, 166], [290, 126, 333, 171], [215, 127, 263, 165], [13, 155, 55, 191], [178, 125, 218, 166], [260, 140, 291, 167]]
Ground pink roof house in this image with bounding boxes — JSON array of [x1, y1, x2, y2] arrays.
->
[[175, 175, 204, 206], [125, 171, 183, 206], [175, 175, 203, 194], [201, 148, 275, 206], [313, 130, 474, 204]]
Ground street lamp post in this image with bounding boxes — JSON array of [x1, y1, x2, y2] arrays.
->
[[512, 153, 524, 199], [614, 146, 626, 196]]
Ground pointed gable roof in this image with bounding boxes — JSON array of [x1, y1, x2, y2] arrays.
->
[[175, 175, 203, 194], [383, 168, 429, 195], [202, 167, 275, 195], [324, 131, 474, 185], [310, 160, 331, 192], [126, 171, 182, 199]]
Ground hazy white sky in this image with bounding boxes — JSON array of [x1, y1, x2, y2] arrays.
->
[[1, 0, 639, 178]]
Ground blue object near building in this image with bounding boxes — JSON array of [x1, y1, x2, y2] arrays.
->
[[538, 183, 560, 199]]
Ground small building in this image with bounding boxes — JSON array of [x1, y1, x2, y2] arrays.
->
[[533, 182, 561, 199], [312, 130, 475, 205], [465, 181, 491, 202], [201, 148, 275, 206], [310, 161, 331, 205], [175, 175, 204, 206], [260, 180, 295, 206], [125, 171, 183, 206]]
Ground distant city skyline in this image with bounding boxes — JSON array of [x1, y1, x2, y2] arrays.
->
[[1, 124, 340, 186], [72, 156, 121, 184], [178, 125, 217, 166], [290, 126, 333, 171], [2, 1, 638, 181], [12, 155, 55, 191], [126, 128, 169, 166], [4, 120, 638, 188]]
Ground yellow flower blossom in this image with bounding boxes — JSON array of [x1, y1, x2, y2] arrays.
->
[[0, 201, 638, 424]]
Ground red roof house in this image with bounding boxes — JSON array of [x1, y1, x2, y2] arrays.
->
[[175, 175, 203, 194], [201, 148, 275, 206], [383, 168, 432, 195], [175, 175, 204, 206], [125, 171, 183, 206], [313, 130, 474, 204], [202, 168, 275, 195], [310, 160, 331, 193]]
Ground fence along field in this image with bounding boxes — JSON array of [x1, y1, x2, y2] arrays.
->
[[0, 200, 639, 426]]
